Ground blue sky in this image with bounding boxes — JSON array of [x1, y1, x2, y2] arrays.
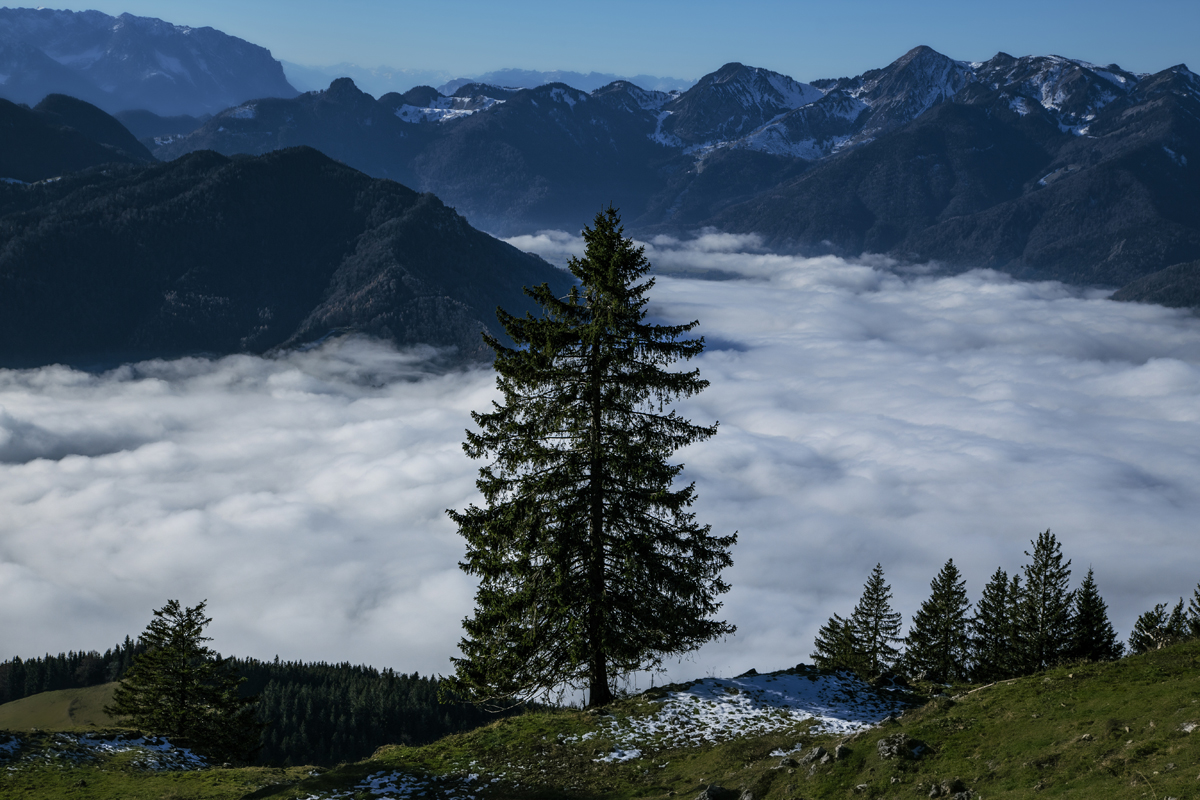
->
[[49, 0, 1200, 82]]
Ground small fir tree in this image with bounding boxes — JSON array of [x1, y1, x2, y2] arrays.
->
[[447, 207, 735, 708], [810, 613, 863, 674], [1128, 599, 1189, 654], [970, 568, 1019, 682], [1068, 568, 1123, 662], [105, 600, 261, 763], [1187, 583, 1200, 639], [849, 564, 903, 676], [1013, 530, 1074, 672], [903, 559, 972, 683]]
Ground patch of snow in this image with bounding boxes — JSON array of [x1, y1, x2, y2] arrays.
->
[[300, 769, 481, 799], [45, 45, 104, 68], [1, 177, 28, 185], [597, 747, 642, 763], [769, 741, 804, 757], [1009, 96, 1033, 116], [394, 95, 503, 124], [1163, 146, 1188, 167], [1038, 164, 1081, 185], [566, 668, 911, 761], [549, 87, 579, 108], [648, 110, 682, 147], [153, 50, 190, 80], [230, 104, 256, 119]]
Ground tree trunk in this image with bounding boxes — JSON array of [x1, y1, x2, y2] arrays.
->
[[586, 335, 613, 709]]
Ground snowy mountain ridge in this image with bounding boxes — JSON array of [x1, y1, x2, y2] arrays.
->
[[354, 46, 1192, 163]]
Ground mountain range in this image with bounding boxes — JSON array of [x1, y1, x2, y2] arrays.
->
[[0, 7, 297, 116], [144, 46, 1200, 296], [2, 7, 1198, 334]]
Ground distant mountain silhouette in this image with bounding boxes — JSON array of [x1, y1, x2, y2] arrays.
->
[[0, 94, 154, 182], [0, 147, 569, 367], [0, 8, 297, 116]]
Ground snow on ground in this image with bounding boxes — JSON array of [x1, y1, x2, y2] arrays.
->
[[569, 667, 911, 761], [0, 732, 206, 771], [301, 770, 481, 800]]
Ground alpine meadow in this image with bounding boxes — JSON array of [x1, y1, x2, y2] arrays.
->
[[2, 3, 1200, 799]]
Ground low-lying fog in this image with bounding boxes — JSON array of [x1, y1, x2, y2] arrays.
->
[[2, 232, 1198, 685]]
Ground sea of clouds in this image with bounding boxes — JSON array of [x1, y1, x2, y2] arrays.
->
[[2, 232, 1199, 684]]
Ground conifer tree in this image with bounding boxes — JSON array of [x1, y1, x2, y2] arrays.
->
[[1013, 530, 1074, 672], [447, 208, 736, 708], [849, 564, 903, 676], [969, 568, 1019, 682], [810, 613, 863, 674], [1187, 583, 1200, 639], [904, 559, 972, 683], [1128, 599, 1188, 654], [1068, 568, 1123, 662], [105, 600, 261, 763]]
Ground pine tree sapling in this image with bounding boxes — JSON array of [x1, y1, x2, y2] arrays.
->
[[1069, 568, 1123, 662], [447, 207, 735, 708], [1014, 530, 1074, 672], [105, 600, 261, 763], [904, 559, 971, 683], [849, 564, 903, 677]]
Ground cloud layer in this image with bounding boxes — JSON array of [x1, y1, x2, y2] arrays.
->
[[3, 236, 1200, 685]]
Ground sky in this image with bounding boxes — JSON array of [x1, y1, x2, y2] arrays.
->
[[41, 0, 1200, 83], [3, 235, 1198, 684]]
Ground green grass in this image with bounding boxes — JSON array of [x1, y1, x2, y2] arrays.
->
[[3, 641, 1199, 799], [0, 682, 118, 730]]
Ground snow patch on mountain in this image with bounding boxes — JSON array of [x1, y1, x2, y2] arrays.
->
[[394, 95, 504, 123], [649, 110, 683, 147]]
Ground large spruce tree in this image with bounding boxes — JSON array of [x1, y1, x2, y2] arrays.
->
[[1068, 568, 1123, 662], [1013, 530, 1074, 672], [105, 600, 261, 763], [447, 208, 735, 707], [969, 568, 1019, 682], [903, 559, 972, 683]]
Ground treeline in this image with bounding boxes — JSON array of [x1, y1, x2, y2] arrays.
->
[[0, 645, 512, 766], [0, 637, 145, 705], [230, 658, 510, 766], [813, 530, 1200, 684]]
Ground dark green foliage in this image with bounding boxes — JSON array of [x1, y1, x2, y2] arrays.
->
[[1128, 599, 1190, 654], [104, 600, 261, 764], [1013, 530, 1074, 672], [903, 559, 972, 683], [234, 659, 510, 767], [969, 569, 1024, 682], [1069, 568, 1123, 662], [810, 613, 862, 674], [448, 207, 735, 707], [1, 643, 507, 768]]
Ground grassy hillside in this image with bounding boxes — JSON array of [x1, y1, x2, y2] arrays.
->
[[0, 682, 117, 730], [3, 640, 1199, 799]]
